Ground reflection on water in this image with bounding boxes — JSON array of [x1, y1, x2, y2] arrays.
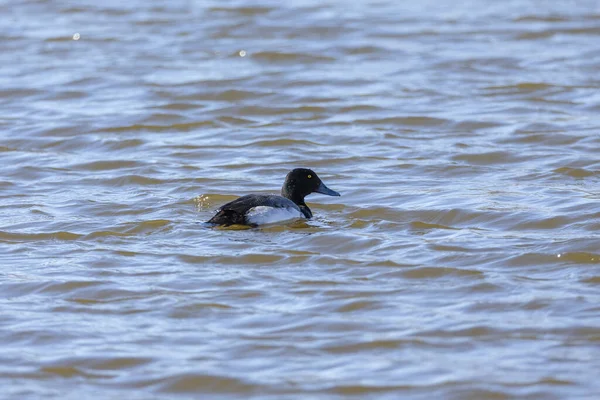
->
[[2, 0, 600, 398]]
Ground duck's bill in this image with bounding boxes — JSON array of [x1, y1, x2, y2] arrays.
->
[[315, 181, 341, 196]]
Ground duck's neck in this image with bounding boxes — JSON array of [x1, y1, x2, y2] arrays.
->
[[282, 186, 304, 206], [298, 204, 312, 218], [282, 187, 312, 218]]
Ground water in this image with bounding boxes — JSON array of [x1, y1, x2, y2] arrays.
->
[[2, 0, 600, 398]]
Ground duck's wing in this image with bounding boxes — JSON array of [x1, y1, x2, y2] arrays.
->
[[258, 195, 300, 209], [208, 195, 298, 226]]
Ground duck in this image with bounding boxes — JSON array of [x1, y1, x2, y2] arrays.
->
[[207, 168, 340, 227]]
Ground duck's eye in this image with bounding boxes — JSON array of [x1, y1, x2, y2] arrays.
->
[[307, 174, 312, 179]]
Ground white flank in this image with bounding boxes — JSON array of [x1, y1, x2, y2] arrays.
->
[[246, 206, 303, 225]]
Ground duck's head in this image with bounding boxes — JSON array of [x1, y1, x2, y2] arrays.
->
[[281, 168, 340, 204]]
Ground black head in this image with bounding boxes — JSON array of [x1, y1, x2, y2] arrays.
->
[[281, 168, 340, 205]]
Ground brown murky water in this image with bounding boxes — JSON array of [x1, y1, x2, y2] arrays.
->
[[2, 0, 600, 398]]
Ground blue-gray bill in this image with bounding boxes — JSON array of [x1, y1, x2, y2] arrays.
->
[[315, 182, 341, 196]]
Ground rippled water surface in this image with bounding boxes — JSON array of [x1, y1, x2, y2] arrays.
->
[[2, 0, 600, 398]]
